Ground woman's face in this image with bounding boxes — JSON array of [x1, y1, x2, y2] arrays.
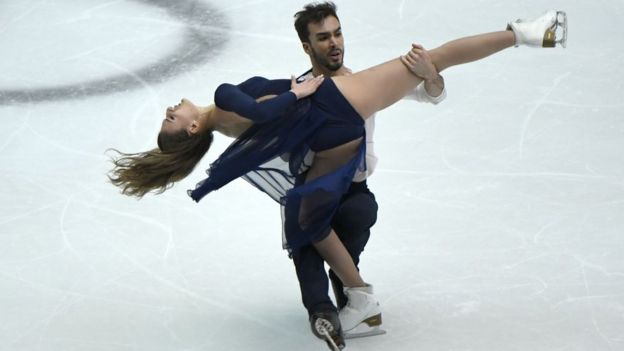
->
[[160, 98, 199, 135]]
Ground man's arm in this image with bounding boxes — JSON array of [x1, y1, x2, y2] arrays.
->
[[401, 43, 447, 104]]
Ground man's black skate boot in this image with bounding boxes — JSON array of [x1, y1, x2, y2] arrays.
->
[[309, 311, 345, 350]]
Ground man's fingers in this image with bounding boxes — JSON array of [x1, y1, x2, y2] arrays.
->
[[411, 45, 431, 61], [400, 55, 412, 68], [407, 51, 421, 61], [410, 47, 424, 56]]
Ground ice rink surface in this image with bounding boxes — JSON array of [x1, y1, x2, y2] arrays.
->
[[1, 1, 623, 350]]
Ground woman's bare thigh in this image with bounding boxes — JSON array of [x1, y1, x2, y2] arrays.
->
[[331, 57, 423, 119]]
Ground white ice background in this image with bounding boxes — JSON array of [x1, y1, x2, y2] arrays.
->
[[1, 1, 623, 350]]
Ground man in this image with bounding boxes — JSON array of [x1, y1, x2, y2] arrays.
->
[[292, 2, 446, 349]]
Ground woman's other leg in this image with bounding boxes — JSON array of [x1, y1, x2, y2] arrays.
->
[[312, 229, 365, 288], [299, 139, 367, 288]]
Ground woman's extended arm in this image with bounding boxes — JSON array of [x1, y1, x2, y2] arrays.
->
[[214, 75, 324, 124]]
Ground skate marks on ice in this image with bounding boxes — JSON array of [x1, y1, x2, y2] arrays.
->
[[0, 0, 229, 105]]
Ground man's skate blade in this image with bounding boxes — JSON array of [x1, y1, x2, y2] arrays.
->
[[344, 327, 386, 339], [320, 334, 343, 351], [318, 327, 344, 350]]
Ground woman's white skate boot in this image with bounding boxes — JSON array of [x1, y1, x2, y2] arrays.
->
[[338, 284, 386, 339], [507, 10, 568, 48]]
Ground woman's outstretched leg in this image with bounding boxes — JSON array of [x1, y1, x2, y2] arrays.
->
[[429, 31, 515, 72], [333, 30, 515, 118], [427, 10, 567, 71], [332, 10, 566, 119]]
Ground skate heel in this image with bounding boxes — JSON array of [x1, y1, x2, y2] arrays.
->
[[543, 29, 556, 47], [361, 313, 382, 327], [344, 314, 387, 340]]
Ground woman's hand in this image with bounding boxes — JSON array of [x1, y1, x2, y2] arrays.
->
[[401, 43, 439, 81], [290, 74, 324, 99]]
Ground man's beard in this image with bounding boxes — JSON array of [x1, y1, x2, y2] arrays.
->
[[312, 47, 343, 72]]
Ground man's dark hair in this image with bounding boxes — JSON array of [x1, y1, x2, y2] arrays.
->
[[294, 2, 339, 43]]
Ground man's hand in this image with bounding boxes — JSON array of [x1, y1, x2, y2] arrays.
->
[[290, 74, 324, 99], [400, 43, 439, 81], [401, 43, 444, 97]]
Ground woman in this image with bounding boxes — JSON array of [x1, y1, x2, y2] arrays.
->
[[109, 10, 567, 341]]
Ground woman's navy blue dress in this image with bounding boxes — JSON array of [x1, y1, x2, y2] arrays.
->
[[188, 76, 365, 253]]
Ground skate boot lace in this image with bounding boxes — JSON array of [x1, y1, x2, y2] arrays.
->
[[314, 317, 335, 335]]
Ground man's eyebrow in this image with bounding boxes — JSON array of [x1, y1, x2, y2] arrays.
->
[[314, 27, 341, 37]]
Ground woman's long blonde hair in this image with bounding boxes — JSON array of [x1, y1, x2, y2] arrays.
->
[[108, 129, 213, 197]]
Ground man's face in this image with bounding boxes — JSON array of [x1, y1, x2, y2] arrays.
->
[[304, 16, 344, 72]]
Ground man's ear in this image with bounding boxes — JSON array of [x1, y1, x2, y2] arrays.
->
[[302, 42, 311, 55]]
